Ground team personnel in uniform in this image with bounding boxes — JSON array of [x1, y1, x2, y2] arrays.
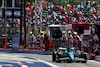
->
[[68, 31, 73, 47], [73, 32, 81, 50], [25, 32, 36, 50], [40, 31, 44, 50], [44, 33, 49, 51], [61, 31, 68, 47]]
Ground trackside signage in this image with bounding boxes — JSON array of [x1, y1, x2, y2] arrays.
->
[[12, 37, 19, 50], [2, 8, 21, 18]]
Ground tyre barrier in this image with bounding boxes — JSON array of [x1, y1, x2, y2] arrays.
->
[[95, 56, 100, 62], [87, 53, 95, 60]]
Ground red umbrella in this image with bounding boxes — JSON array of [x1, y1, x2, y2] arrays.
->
[[27, 2, 30, 6], [26, 25, 29, 27], [28, 13, 30, 15], [66, 20, 68, 22], [61, 22, 66, 25], [53, 15, 55, 18], [68, 9, 70, 11], [65, 15, 69, 18], [60, 8, 63, 10], [44, 6, 48, 9], [26, 15, 28, 18], [29, 11, 32, 13], [62, 14, 64, 16], [56, 6, 59, 8], [28, 16, 31, 19], [32, 10, 35, 13], [58, 13, 60, 15], [51, 22, 53, 24], [43, 15, 45, 18], [49, 10, 51, 13]]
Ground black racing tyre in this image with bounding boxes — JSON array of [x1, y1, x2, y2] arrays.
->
[[56, 60, 61, 63], [81, 54, 87, 63], [52, 52, 56, 62], [67, 57, 72, 63]]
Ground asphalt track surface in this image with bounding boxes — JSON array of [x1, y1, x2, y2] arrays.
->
[[0, 53, 56, 67], [0, 52, 100, 67]]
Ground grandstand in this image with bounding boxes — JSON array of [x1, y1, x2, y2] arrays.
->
[[0, 0, 100, 48]]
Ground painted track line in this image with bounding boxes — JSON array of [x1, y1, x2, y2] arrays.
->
[[17, 63, 28, 67], [37, 59, 58, 67]]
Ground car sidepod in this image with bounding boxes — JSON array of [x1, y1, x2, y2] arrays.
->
[[68, 52, 75, 60]]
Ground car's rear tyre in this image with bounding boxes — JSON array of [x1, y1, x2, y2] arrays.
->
[[52, 52, 56, 62], [81, 54, 87, 63], [56, 60, 61, 63], [81, 61, 87, 63]]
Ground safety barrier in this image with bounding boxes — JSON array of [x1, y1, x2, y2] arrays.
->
[[95, 55, 100, 62]]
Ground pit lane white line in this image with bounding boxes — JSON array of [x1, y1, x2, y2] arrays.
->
[[26, 61, 34, 64], [37, 59, 58, 67], [0, 60, 21, 63], [0, 64, 13, 67]]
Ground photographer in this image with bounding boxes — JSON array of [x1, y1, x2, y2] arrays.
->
[[73, 32, 81, 51]]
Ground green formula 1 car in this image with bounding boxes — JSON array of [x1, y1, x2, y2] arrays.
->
[[52, 47, 87, 63]]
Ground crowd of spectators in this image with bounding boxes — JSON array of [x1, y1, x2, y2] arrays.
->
[[42, 1, 100, 25], [0, 1, 100, 27]]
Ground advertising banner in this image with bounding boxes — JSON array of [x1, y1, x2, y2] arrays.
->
[[12, 37, 19, 50], [2, 8, 21, 18]]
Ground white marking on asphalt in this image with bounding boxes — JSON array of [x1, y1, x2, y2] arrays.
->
[[37, 59, 58, 67], [0, 60, 21, 63], [26, 61, 34, 64], [0, 54, 24, 58], [0, 64, 13, 66], [21, 65, 28, 67]]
